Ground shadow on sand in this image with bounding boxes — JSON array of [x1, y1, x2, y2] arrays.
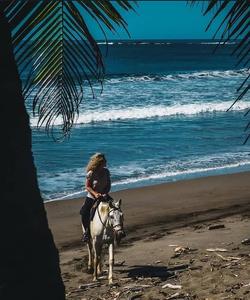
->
[[125, 265, 175, 280]]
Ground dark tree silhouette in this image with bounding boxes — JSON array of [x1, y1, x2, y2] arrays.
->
[[0, 1, 134, 299]]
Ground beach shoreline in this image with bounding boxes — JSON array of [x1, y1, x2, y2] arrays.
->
[[45, 171, 250, 250], [50, 170, 250, 299]]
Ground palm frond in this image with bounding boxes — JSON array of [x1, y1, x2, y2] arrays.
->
[[188, 0, 250, 143], [3, 0, 136, 139]]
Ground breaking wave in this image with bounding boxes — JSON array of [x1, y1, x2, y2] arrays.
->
[[30, 100, 249, 127], [96, 41, 237, 46], [105, 69, 249, 83], [112, 161, 250, 187]]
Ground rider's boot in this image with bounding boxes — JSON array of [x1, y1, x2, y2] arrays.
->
[[82, 228, 90, 242]]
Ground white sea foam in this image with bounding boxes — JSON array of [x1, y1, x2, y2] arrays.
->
[[30, 100, 249, 127], [97, 42, 114, 45], [106, 69, 249, 84], [97, 41, 236, 46], [28, 68, 249, 128], [43, 152, 250, 201], [200, 42, 236, 45], [112, 160, 250, 187], [44, 190, 84, 202]]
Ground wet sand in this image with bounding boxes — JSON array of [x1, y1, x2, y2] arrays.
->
[[46, 171, 250, 249], [45, 171, 250, 299]]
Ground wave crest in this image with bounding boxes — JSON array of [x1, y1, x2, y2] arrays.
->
[[106, 69, 249, 83], [30, 101, 249, 127]]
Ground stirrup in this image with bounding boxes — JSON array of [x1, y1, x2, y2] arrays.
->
[[82, 231, 90, 242]]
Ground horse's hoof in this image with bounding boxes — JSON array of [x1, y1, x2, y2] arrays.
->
[[109, 282, 119, 287]]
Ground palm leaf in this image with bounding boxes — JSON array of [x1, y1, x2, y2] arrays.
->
[[189, 0, 250, 142], [3, 0, 136, 139]]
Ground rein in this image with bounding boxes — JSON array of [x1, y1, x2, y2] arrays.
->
[[96, 202, 121, 231], [96, 204, 113, 228]]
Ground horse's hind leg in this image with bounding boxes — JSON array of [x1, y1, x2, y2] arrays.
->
[[108, 242, 114, 285]]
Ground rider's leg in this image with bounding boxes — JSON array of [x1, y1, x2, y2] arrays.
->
[[80, 197, 95, 241]]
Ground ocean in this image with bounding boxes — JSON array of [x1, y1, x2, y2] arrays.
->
[[26, 40, 250, 201]]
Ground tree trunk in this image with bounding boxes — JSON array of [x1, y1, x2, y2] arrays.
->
[[0, 6, 65, 300]]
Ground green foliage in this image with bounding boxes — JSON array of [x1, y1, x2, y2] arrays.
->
[[189, 0, 250, 143], [3, 0, 135, 139]]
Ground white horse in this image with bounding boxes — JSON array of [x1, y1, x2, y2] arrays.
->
[[86, 198, 124, 284]]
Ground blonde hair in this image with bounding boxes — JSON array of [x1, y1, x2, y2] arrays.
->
[[86, 153, 106, 172]]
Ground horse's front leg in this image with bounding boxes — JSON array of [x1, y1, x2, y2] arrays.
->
[[87, 241, 93, 272], [97, 249, 103, 276], [108, 242, 114, 285], [93, 238, 101, 282]]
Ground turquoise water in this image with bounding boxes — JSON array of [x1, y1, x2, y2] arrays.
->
[[27, 40, 250, 201]]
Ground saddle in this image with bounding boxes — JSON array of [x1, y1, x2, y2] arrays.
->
[[90, 194, 113, 221]]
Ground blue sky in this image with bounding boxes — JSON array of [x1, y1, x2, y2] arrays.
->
[[84, 1, 224, 40]]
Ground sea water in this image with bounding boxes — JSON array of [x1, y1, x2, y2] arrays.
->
[[25, 40, 250, 201]]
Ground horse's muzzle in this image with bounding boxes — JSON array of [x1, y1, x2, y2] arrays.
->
[[115, 229, 126, 245]]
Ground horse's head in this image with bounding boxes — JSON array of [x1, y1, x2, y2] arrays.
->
[[108, 199, 124, 245]]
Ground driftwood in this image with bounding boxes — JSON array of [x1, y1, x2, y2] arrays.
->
[[114, 284, 152, 300], [208, 224, 225, 230], [122, 284, 152, 292], [206, 248, 228, 252], [162, 283, 182, 289], [241, 238, 250, 245], [171, 246, 197, 258], [78, 282, 101, 290], [129, 294, 143, 300], [215, 253, 241, 261], [165, 292, 184, 299], [243, 282, 250, 287]]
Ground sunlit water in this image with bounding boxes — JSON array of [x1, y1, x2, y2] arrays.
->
[[23, 40, 250, 201]]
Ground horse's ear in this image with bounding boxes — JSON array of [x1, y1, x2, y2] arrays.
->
[[118, 199, 122, 207]]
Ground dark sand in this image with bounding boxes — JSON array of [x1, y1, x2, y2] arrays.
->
[[45, 171, 250, 299]]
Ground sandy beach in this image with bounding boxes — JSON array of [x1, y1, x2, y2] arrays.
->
[[45, 171, 250, 299]]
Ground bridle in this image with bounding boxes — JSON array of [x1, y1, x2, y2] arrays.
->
[[97, 202, 123, 232]]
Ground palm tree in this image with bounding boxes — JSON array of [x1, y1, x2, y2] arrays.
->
[[0, 1, 135, 299], [189, 0, 250, 142]]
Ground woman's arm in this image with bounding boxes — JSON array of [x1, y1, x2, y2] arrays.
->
[[85, 178, 101, 199]]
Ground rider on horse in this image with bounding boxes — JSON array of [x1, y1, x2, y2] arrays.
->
[[80, 153, 126, 242]]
